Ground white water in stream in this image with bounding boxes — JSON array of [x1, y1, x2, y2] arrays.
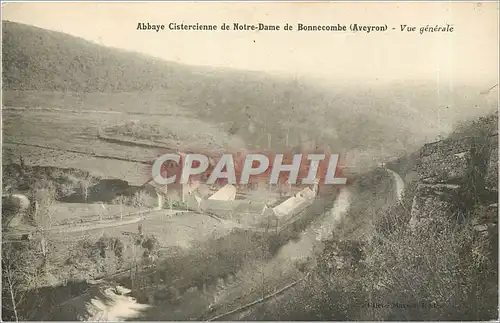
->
[[84, 286, 150, 321]]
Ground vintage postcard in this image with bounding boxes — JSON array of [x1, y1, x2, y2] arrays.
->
[[1, 1, 498, 321]]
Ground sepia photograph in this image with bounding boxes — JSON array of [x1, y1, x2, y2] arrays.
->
[[1, 1, 498, 321]]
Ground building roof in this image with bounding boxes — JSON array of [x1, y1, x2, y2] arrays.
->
[[208, 184, 237, 201], [273, 187, 315, 218]]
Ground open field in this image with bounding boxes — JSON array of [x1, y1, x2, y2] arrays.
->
[[3, 108, 174, 161], [1, 105, 246, 290], [44, 211, 228, 249]]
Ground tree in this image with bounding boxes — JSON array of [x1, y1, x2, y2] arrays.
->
[[142, 235, 160, 263], [2, 242, 43, 321], [30, 180, 56, 226], [94, 236, 124, 275], [30, 180, 56, 267], [79, 177, 93, 202]]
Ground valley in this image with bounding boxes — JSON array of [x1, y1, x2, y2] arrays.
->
[[1, 18, 497, 321]]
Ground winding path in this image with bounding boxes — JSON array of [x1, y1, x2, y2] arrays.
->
[[385, 168, 405, 202]]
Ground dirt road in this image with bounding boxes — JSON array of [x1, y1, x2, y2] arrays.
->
[[386, 168, 405, 201]]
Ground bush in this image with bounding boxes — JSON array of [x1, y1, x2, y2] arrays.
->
[[130, 191, 149, 207], [169, 200, 188, 209], [95, 236, 124, 260], [373, 179, 418, 235], [111, 191, 150, 208], [66, 236, 125, 279], [107, 121, 182, 142], [363, 215, 497, 320], [131, 229, 267, 295], [142, 236, 159, 253], [56, 183, 75, 199]]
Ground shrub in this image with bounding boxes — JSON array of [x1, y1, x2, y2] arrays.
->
[[373, 179, 418, 235], [108, 121, 182, 142], [130, 191, 148, 207], [95, 236, 124, 259], [67, 236, 125, 279], [142, 235, 160, 260], [363, 215, 497, 320], [56, 183, 75, 199], [169, 200, 188, 209], [111, 191, 151, 208]]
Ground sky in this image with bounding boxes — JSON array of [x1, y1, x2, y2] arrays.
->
[[2, 2, 499, 84]]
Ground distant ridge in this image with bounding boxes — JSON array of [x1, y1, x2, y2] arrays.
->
[[2, 20, 197, 92], [3, 21, 495, 160]]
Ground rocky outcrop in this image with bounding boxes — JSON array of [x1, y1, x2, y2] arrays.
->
[[472, 203, 498, 236], [416, 137, 473, 184], [410, 120, 498, 231]]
